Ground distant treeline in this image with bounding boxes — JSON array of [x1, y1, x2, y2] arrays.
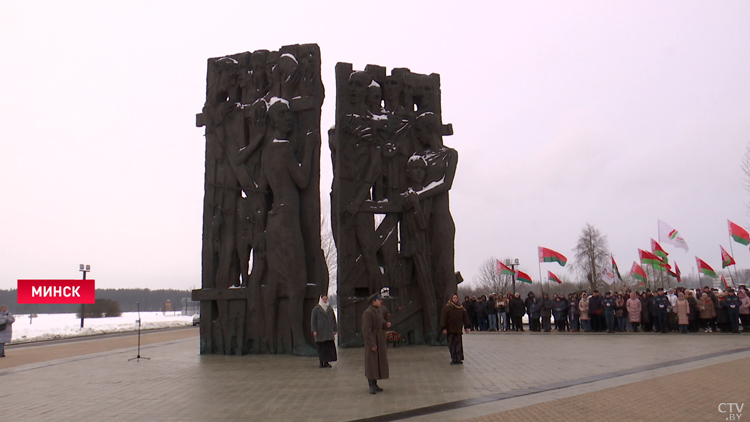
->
[[0, 288, 192, 314]]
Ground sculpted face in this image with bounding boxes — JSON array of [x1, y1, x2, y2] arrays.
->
[[414, 113, 441, 150], [348, 71, 371, 107], [268, 101, 292, 134], [406, 159, 426, 185], [367, 84, 383, 112]]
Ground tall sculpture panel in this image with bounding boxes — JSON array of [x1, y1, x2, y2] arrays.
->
[[193, 44, 327, 356], [331, 63, 460, 347]]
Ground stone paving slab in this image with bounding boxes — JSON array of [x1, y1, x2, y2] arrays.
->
[[462, 356, 750, 422], [0, 327, 198, 370], [0, 331, 748, 421]]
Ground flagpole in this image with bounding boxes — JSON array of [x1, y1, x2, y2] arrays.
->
[[537, 261, 543, 294], [727, 237, 742, 286]]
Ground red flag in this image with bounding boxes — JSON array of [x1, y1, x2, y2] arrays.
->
[[720, 246, 736, 268], [548, 270, 562, 284], [650, 239, 669, 263], [516, 270, 533, 284], [496, 260, 515, 276], [630, 262, 647, 285], [538, 247, 567, 266], [639, 249, 667, 271], [721, 275, 730, 289], [728, 220, 750, 246], [696, 257, 717, 278]]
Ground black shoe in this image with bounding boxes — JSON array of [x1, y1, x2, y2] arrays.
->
[[368, 380, 377, 394], [324, 362, 332, 368], [319, 362, 325, 368], [374, 382, 383, 392]]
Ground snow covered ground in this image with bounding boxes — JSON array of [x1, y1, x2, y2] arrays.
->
[[8, 312, 195, 344]]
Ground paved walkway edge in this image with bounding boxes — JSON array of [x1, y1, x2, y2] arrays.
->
[[350, 346, 750, 422]]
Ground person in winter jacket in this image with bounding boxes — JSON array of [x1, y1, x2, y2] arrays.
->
[[0, 305, 15, 357], [626, 292, 642, 332], [440, 294, 471, 364]]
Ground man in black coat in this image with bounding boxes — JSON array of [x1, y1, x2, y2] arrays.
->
[[509, 293, 526, 331], [525, 292, 541, 332], [653, 288, 670, 334], [540, 293, 553, 332], [724, 288, 742, 333], [462, 296, 475, 331], [588, 290, 604, 332]]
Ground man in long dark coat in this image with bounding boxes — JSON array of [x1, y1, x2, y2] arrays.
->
[[440, 294, 471, 364], [363, 293, 390, 394]]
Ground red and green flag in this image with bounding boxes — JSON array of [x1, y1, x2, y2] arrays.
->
[[538, 247, 567, 267], [611, 255, 623, 282], [721, 274, 731, 289], [548, 270, 562, 284], [670, 262, 682, 283], [728, 220, 750, 246], [650, 239, 669, 264], [695, 257, 717, 278], [639, 249, 667, 271], [630, 262, 647, 285], [720, 246, 736, 268], [516, 270, 533, 284], [496, 260, 514, 276]]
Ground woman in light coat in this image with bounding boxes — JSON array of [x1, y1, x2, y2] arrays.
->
[[675, 292, 690, 333], [626, 292, 642, 332], [0, 305, 15, 357], [311, 295, 338, 368], [578, 293, 591, 332]]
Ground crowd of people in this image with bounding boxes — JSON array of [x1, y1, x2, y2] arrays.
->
[[461, 285, 750, 334]]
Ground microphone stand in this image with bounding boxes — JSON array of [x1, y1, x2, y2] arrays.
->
[[129, 302, 150, 362]]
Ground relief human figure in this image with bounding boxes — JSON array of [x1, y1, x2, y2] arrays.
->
[[241, 50, 271, 104], [258, 98, 316, 355], [266, 53, 299, 102], [338, 71, 383, 294], [402, 156, 439, 345], [410, 111, 458, 310], [203, 57, 245, 289]]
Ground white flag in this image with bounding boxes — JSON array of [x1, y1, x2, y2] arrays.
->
[[601, 267, 616, 285], [658, 220, 689, 251]]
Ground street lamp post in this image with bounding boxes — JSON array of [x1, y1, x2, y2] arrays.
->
[[79, 264, 90, 328], [506, 258, 519, 295]]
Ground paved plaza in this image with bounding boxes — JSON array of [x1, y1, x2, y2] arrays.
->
[[1, 328, 748, 421]]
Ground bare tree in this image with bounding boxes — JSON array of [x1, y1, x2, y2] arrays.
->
[[321, 213, 337, 297], [573, 223, 610, 292], [471, 257, 512, 294]]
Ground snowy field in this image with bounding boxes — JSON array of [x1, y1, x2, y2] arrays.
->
[[8, 312, 195, 344]]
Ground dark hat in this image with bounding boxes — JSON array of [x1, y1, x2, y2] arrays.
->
[[367, 293, 381, 303]]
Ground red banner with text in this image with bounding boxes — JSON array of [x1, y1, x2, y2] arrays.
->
[[17, 279, 96, 304]]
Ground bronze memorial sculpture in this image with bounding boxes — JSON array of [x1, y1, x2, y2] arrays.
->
[[331, 63, 460, 348], [193, 44, 327, 356], [192, 45, 460, 355]]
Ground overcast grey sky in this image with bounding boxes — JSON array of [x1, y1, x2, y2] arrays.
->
[[2, 1, 750, 291]]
